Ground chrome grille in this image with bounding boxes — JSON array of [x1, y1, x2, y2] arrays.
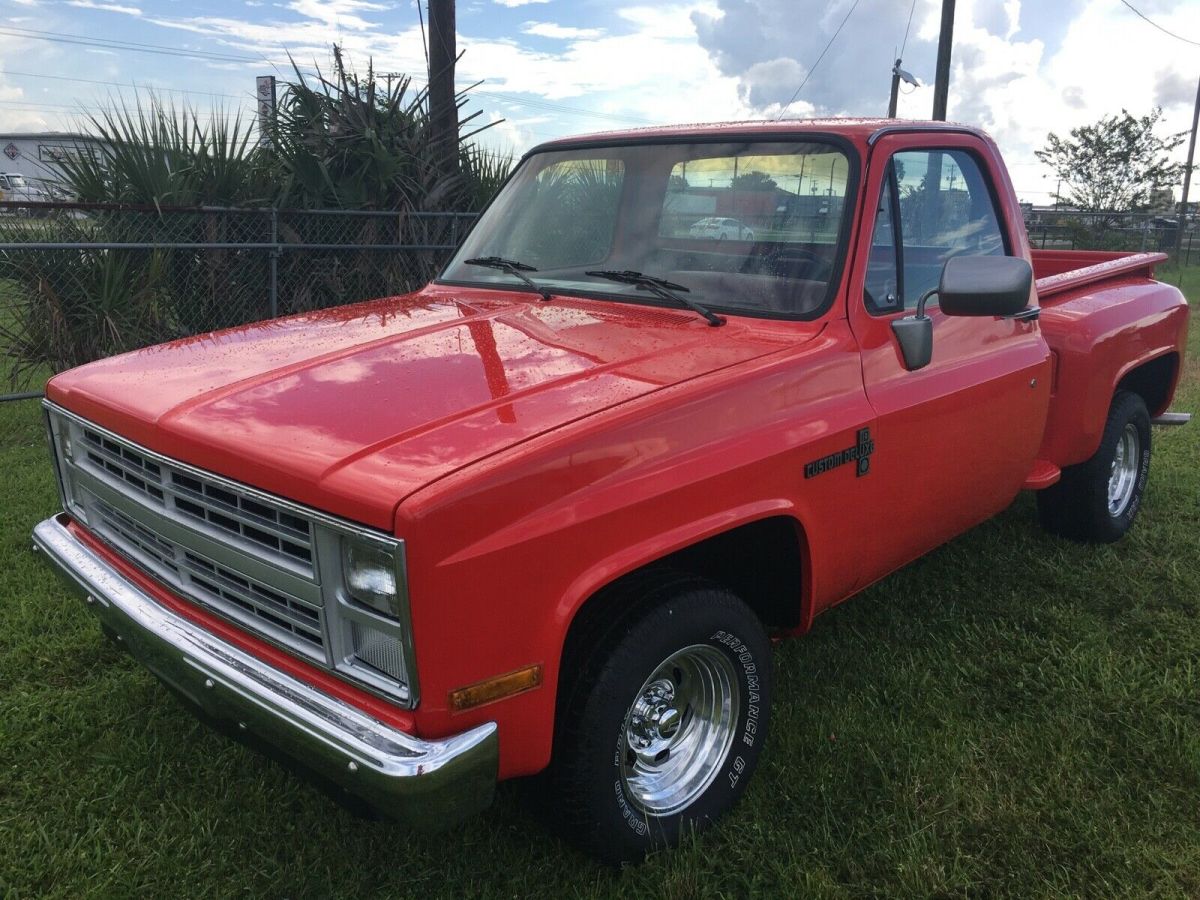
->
[[92, 494, 179, 575], [169, 472, 314, 567], [91, 498, 325, 654], [79, 425, 314, 575], [81, 427, 165, 503], [46, 402, 417, 707]]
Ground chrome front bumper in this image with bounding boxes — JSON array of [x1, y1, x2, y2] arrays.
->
[[32, 514, 498, 828]]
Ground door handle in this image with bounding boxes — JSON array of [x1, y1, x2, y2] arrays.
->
[[1004, 307, 1040, 322]]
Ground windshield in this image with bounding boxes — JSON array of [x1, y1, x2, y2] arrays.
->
[[8, 175, 25, 188], [441, 140, 854, 318]]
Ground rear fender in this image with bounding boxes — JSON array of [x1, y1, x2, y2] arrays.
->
[[1037, 282, 1187, 468]]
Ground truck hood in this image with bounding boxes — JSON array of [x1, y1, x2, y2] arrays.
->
[[47, 286, 801, 529]]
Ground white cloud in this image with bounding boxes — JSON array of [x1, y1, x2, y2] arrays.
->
[[286, 0, 388, 30], [622, 3, 718, 40], [923, 0, 1191, 202], [15, 0, 1190, 205], [67, 0, 143, 13], [688, 0, 1197, 202], [521, 21, 604, 40]]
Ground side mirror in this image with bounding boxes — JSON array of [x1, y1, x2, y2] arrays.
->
[[891, 315, 932, 372], [889, 255, 1035, 372], [937, 255, 1033, 317]]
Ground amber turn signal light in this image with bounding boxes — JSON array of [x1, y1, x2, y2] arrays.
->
[[448, 664, 543, 712]]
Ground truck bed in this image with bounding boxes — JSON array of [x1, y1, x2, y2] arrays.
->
[[1031, 249, 1169, 301], [1031, 248, 1187, 471]]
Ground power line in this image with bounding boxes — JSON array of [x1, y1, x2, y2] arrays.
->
[[0, 70, 248, 103], [0, 26, 652, 129], [0, 97, 254, 123], [776, 0, 863, 120], [899, 0, 918, 58], [274, 67, 649, 126], [0, 36, 647, 127], [471, 89, 650, 125], [1117, 0, 1200, 47], [0, 25, 268, 64]]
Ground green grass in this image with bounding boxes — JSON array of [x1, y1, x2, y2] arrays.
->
[[1, 288, 1198, 898]]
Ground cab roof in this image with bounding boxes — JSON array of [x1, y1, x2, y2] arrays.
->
[[528, 118, 986, 155]]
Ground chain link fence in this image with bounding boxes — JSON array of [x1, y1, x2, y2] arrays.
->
[[0, 201, 477, 399], [1, 201, 1196, 402], [1023, 209, 1199, 262]]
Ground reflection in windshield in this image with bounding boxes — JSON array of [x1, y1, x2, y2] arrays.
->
[[441, 140, 853, 319]]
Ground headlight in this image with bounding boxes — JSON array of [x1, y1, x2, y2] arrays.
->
[[335, 535, 415, 691], [342, 538, 400, 617]]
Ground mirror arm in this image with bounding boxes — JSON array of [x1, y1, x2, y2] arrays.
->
[[914, 287, 938, 319]]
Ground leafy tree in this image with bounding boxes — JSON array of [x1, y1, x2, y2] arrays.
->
[[1035, 108, 1185, 214], [730, 170, 778, 192]]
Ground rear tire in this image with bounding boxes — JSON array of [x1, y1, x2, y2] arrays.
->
[[549, 572, 771, 864], [1037, 390, 1151, 543]]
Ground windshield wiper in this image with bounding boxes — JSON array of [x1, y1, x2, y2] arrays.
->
[[464, 256, 551, 300], [584, 270, 725, 327]]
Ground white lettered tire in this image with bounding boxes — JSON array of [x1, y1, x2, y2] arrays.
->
[[549, 572, 771, 864], [1037, 390, 1151, 543]]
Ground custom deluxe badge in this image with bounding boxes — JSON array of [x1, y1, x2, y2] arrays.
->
[[804, 428, 875, 479]]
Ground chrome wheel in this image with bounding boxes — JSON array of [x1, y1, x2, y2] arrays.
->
[[620, 644, 739, 817], [1107, 423, 1140, 516]]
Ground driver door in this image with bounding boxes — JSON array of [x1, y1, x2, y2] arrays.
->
[[846, 133, 1051, 581]]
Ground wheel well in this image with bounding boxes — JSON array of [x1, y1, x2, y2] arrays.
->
[[559, 515, 804, 685], [555, 516, 805, 728], [650, 516, 805, 629], [1118, 353, 1178, 417]]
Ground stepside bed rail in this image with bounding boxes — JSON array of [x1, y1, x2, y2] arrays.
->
[[1031, 251, 1169, 300]]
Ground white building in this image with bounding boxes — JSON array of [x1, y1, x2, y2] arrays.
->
[[0, 131, 108, 190]]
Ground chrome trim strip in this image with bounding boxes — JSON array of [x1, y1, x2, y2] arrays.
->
[[42, 407, 71, 510], [32, 515, 496, 827], [1151, 411, 1191, 427]]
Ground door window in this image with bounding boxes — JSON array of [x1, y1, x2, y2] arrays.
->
[[864, 149, 1008, 314], [863, 167, 902, 313]]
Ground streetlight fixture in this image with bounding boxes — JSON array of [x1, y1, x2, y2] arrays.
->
[[887, 59, 920, 118]]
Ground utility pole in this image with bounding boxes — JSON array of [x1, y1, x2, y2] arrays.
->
[[428, 0, 459, 180], [1176, 74, 1199, 257], [931, 0, 956, 121], [888, 59, 902, 118]]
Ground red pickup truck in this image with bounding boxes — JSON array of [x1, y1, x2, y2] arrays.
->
[[34, 120, 1189, 863]]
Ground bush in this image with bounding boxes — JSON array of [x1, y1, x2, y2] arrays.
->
[[0, 46, 512, 385]]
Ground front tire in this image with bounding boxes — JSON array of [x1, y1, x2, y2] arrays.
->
[[1037, 390, 1151, 543], [549, 573, 771, 864]]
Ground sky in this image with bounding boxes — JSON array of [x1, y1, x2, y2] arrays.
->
[[0, 0, 1196, 204]]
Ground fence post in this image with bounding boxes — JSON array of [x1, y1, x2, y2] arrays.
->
[[269, 207, 279, 318]]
